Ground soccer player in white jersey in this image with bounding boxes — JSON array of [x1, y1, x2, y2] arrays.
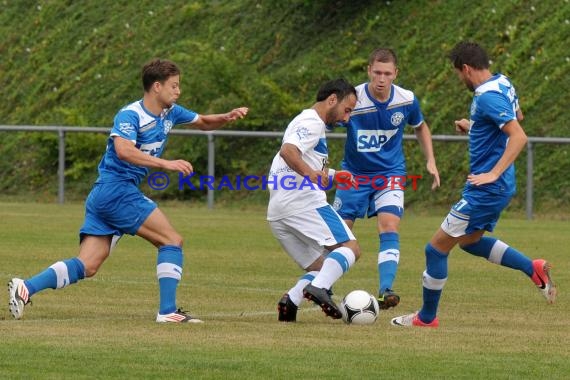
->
[[8, 59, 248, 323], [333, 48, 440, 309], [391, 41, 556, 328], [268, 78, 360, 322]]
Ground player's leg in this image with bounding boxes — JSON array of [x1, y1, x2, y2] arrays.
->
[[370, 178, 404, 308], [457, 192, 556, 303], [392, 195, 470, 328], [7, 183, 123, 320], [270, 219, 325, 322], [136, 208, 201, 323], [302, 205, 360, 319], [376, 212, 401, 308], [277, 271, 320, 322], [391, 227, 456, 328], [8, 234, 112, 320], [418, 227, 460, 325]]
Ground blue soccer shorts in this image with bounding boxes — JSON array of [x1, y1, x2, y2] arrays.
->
[[80, 181, 157, 239], [333, 175, 405, 221], [441, 187, 513, 237]]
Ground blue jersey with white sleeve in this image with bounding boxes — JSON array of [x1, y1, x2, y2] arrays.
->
[[340, 83, 424, 176], [466, 74, 519, 195], [96, 100, 198, 185]]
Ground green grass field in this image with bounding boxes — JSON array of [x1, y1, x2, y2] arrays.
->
[[0, 202, 568, 379]]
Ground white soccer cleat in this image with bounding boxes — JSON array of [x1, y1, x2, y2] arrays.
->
[[156, 308, 203, 323], [390, 312, 439, 328], [8, 278, 31, 320]]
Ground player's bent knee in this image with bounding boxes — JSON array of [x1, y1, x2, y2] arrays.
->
[[305, 257, 324, 272], [343, 240, 360, 260]]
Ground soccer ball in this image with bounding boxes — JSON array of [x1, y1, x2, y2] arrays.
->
[[340, 290, 379, 325]]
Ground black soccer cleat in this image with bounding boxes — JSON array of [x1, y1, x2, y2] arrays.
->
[[303, 284, 342, 319], [277, 293, 298, 322], [378, 289, 400, 310]]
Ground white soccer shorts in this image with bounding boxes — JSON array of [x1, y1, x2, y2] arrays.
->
[[269, 205, 356, 269]]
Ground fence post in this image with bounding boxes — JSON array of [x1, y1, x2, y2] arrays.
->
[[526, 141, 533, 220], [58, 128, 65, 204], [207, 133, 215, 209]]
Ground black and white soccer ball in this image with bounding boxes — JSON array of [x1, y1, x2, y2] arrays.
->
[[340, 290, 380, 325]]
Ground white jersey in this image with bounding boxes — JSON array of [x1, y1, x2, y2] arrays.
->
[[267, 109, 330, 221]]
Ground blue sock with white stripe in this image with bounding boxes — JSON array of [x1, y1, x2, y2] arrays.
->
[[418, 244, 448, 324], [157, 245, 183, 315], [311, 247, 355, 290], [24, 258, 85, 296], [461, 237, 533, 276], [288, 271, 318, 306], [378, 232, 400, 294]]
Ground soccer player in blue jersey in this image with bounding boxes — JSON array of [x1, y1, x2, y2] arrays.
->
[[333, 48, 440, 309], [391, 41, 556, 328], [269, 78, 360, 322], [8, 59, 248, 323]]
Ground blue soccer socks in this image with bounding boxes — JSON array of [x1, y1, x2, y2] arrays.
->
[[418, 244, 448, 324], [461, 237, 533, 276], [156, 245, 184, 315], [378, 232, 400, 294], [25, 257, 85, 296]]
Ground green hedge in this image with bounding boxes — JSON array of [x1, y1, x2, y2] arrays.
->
[[1, 0, 568, 211]]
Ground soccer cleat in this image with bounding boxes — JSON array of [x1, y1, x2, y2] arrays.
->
[[530, 259, 557, 304], [378, 289, 400, 310], [303, 284, 342, 319], [156, 308, 203, 323], [277, 293, 298, 322], [390, 312, 439, 328], [8, 278, 31, 320]]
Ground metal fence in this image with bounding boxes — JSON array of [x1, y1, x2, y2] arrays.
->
[[2, 125, 570, 219]]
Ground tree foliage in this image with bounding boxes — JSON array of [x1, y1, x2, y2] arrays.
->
[[0, 0, 568, 210]]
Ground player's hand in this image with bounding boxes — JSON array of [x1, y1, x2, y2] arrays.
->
[[334, 170, 357, 189], [165, 159, 194, 176], [307, 169, 326, 186], [426, 160, 440, 190], [467, 172, 498, 186], [319, 170, 332, 188], [454, 119, 470, 134], [225, 107, 249, 121]]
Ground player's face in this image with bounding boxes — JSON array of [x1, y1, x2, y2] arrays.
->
[[455, 66, 475, 92], [368, 61, 398, 100], [326, 93, 357, 125], [157, 75, 181, 108]]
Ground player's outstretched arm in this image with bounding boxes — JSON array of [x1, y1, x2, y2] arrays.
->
[[114, 137, 193, 175], [191, 107, 249, 131]]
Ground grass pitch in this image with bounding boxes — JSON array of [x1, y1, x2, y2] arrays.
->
[[0, 202, 568, 379]]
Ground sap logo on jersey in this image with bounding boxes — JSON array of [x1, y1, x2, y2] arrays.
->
[[357, 129, 398, 152]]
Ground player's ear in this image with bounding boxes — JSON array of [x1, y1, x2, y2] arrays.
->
[[327, 93, 338, 106]]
